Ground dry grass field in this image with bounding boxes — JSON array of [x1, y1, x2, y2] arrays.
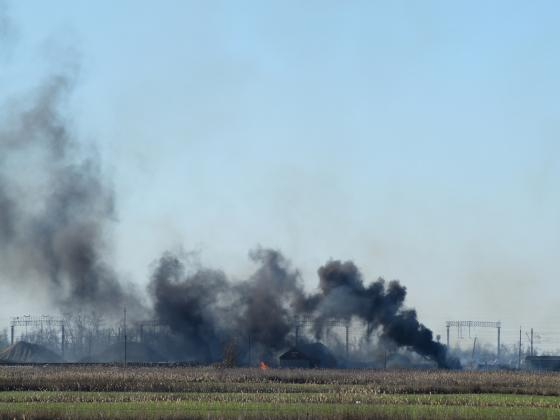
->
[[1, 366, 560, 418]]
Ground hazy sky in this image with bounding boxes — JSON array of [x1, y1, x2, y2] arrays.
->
[[1, 1, 560, 349]]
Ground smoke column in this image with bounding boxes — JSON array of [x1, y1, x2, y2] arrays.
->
[[0, 71, 140, 318], [307, 260, 455, 368], [149, 248, 305, 361]]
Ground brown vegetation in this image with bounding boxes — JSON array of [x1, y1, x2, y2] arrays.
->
[[0, 366, 558, 395]]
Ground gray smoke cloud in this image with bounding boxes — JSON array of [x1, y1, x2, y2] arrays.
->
[[149, 253, 232, 362], [149, 248, 304, 362], [0, 71, 141, 318], [149, 249, 458, 368]]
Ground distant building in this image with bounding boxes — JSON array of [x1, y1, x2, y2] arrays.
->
[[525, 356, 560, 371], [279, 348, 313, 368], [279, 343, 337, 368]]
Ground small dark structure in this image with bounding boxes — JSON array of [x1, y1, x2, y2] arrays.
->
[[280, 348, 313, 368], [279, 343, 337, 368], [526, 356, 560, 371], [0, 341, 63, 363]]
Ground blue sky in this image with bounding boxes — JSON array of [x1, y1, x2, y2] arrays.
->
[[1, 1, 560, 348]]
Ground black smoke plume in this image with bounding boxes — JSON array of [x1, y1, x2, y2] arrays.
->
[[149, 253, 232, 362], [149, 248, 304, 362], [149, 250, 457, 368], [307, 260, 456, 368]]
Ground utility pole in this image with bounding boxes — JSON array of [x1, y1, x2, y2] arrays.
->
[[345, 325, 349, 361], [248, 334, 252, 367], [530, 328, 534, 356], [61, 323, 65, 359], [471, 337, 477, 367], [384, 349, 388, 369], [446, 321, 500, 357], [123, 307, 127, 368], [518, 327, 522, 369], [497, 325, 501, 362]]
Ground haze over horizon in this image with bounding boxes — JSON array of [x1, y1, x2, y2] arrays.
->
[[1, 1, 560, 351]]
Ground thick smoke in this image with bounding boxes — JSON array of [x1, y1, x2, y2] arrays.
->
[[1, 9, 454, 367], [0, 72, 139, 318], [149, 253, 233, 362], [306, 260, 455, 368], [149, 248, 305, 362], [149, 250, 457, 368], [239, 249, 306, 351]]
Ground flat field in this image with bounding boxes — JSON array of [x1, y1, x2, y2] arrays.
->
[[1, 366, 560, 419]]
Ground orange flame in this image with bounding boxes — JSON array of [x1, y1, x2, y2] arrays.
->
[[259, 361, 268, 370]]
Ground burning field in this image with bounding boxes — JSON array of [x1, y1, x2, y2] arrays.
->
[[147, 250, 459, 368], [0, 69, 458, 367], [1, 2, 560, 418], [0, 2, 461, 370]]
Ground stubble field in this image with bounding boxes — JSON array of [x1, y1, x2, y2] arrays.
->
[[0, 365, 559, 418]]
